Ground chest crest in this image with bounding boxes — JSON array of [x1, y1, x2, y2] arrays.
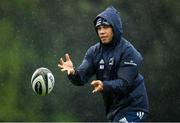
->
[[109, 57, 114, 66], [99, 59, 104, 69], [99, 57, 114, 70]]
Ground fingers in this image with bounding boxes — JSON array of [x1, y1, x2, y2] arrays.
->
[[91, 80, 99, 86], [91, 80, 102, 87], [65, 53, 71, 61], [58, 63, 74, 75], [91, 80, 103, 93], [92, 87, 99, 93], [62, 69, 70, 75], [58, 58, 66, 71], [58, 64, 63, 68], [67, 70, 71, 75], [57, 65, 70, 74], [58, 53, 74, 75], [59, 53, 71, 64], [92, 85, 103, 93], [57, 64, 69, 74], [58, 63, 65, 72], [60, 68, 66, 71], [59, 58, 64, 65]]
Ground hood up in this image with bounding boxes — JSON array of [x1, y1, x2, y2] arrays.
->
[[94, 6, 123, 47]]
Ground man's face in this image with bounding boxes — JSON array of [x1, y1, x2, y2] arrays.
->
[[97, 25, 113, 44]]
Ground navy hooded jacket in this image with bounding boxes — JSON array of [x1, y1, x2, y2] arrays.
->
[[68, 6, 149, 120]]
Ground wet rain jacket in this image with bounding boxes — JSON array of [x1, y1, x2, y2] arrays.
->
[[68, 6, 149, 120]]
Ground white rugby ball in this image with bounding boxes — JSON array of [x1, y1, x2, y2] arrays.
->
[[31, 67, 55, 96]]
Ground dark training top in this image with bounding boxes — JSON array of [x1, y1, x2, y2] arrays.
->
[[68, 6, 149, 120]]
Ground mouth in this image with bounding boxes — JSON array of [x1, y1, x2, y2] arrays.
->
[[100, 36, 107, 41]]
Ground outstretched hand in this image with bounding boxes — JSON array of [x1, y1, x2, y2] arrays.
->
[[91, 80, 103, 93], [58, 53, 75, 75]]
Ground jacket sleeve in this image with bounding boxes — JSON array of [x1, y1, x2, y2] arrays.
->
[[103, 45, 143, 94], [68, 46, 95, 86]]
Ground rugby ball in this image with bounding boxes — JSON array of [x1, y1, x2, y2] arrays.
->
[[31, 67, 55, 96]]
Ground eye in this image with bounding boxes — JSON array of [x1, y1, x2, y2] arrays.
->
[[97, 26, 102, 31]]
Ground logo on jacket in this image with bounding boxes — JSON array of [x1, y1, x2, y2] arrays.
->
[[124, 60, 137, 66], [137, 111, 144, 119], [99, 59, 104, 69], [119, 117, 128, 123], [109, 57, 114, 66]]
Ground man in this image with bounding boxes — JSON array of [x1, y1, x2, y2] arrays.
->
[[58, 6, 149, 122]]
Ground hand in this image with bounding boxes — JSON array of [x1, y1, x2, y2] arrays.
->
[[58, 53, 75, 75], [91, 80, 103, 93]]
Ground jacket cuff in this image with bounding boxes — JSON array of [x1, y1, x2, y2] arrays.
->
[[103, 80, 113, 93]]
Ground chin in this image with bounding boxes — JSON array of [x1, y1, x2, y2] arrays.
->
[[102, 42, 109, 44], [101, 40, 110, 44], [101, 40, 113, 46]]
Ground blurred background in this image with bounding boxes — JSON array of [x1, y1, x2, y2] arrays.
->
[[0, 0, 179, 121]]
